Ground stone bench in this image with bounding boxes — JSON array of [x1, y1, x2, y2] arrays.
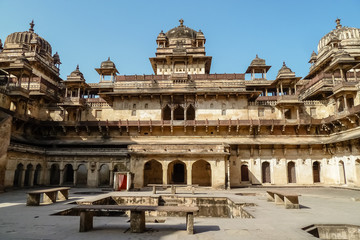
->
[[73, 205, 199, 234], [27, 187, 70, 206], [148, 184, 199, 194], [266, 190, 301, 209]]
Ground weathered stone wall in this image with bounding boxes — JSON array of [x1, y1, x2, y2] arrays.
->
[[0, 113, 11, 191]]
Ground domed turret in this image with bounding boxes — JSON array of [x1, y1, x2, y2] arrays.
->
[[246, 55, 271, 80], [69, 65, 84, 79], [4, 20, 52, 57], [317, 19, 360, 55], [277, 62, 295, 78], [165, 19, 198, 39], [95, 57, 119, 82], [100, 57, 116, 69]]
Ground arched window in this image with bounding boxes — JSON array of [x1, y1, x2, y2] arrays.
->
[[162, 105, 171, 120], [186, 105, 195, 120], [174, 106, 184, 120]]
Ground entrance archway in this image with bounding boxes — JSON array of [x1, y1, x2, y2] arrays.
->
[[50, 164, 60, 185], [77, 164, 88, 186], [63, 164, 74, 185], [33, 164, 42, 186], [192, 160, 211, 186], [241, 165, 249, 182], [99, 164, 110, 186], [339, 160, 346, 184], [13, 163, 24, 187], [262, 162, 271, 183], [287, 161, 296, 183], [24, 164, 33, 186], [313, 161, 321, 183], [144, 160, 163, 186], [168, 160, 186, 184]]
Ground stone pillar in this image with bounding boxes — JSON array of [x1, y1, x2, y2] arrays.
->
[[65, 88, 68, 97], [265, 88, 268, 96], [340, 68, 345, 81], [59, 169, 64, 186], [162, 163, 168, 185], [29, 168, 35, 187], [73, 169, 77, 186], [344, 95, 348, 111], [276, 87, 279, 96], [20, 169, 25, 187], [296, 107, 300, 120], [171, 107, 174, 121], [280, 82, 283, 95], [110, 170, 114, 187], [77, 88, 80, 98], [187, 162, 192, 185]]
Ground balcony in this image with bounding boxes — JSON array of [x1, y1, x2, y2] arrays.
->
[[58, 97, 86, 107]]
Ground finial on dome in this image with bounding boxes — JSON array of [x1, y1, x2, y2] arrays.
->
[[256, 54, 259, 58], [76, 64, 79, 70], [179, 18, 184, 27], [335, 18, 342, 29], [29, 20, 35, 32], [108, 57, 110, 61], [283, 61, 286, 66]]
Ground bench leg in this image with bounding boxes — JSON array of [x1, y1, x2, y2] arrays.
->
[[43, 192, 57, 204], [186, 212, 194, 234], [171, 186, 176, 194], [152, 186, 156, 194], [274, 194, 285, 205], [266, 192, 275, 202], [27, 194, 40, 206], [80, 212, 93, 232], [58, 190, 69, 201], [130, 210, 145, 233], [284, 196, 299, 209]]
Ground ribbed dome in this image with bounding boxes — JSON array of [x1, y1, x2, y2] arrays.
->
[[250, 54, 266, 66], [4, 21, 52, 55], [317, 19, 360, 54], [165, 19, 198, 39], [100, 57, 116, 69]]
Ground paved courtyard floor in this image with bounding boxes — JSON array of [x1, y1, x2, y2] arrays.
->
[[0, 186, 359, 239]]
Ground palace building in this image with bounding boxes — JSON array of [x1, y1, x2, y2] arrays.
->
[[1, 19, 360, 190]]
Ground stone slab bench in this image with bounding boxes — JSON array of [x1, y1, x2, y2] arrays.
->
[[148, 184, 199, 194], [266, 190, 301, 209], [72, 204, 199, 234], [27, 187, 70, 206]]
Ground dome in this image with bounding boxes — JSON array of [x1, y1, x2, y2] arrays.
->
[[100, 57, 116, 69], [4, 20, 52, 56], [317, 19, 360, 54], [165, 19, 198, 39], [278, 62, 293, 75], [69, 65, 84, 78], [250, 54, 266, 66]]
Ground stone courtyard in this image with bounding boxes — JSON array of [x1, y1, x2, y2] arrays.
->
[[0, 186, 359, 239]]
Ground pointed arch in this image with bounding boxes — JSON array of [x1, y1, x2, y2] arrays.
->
[[77, 164, 87, 186], [192, 160, 211, 186], [63, 164, 74, 185], [99, 164, 110, 186], [287, 161, 296, 183], [168, 160, 187, 184], [173, 105, 184, 120], [50, 164, 60, 185], [162, 105, 171, 120], [24, 164, 33, 186], [186, 104, 195, 120], [339, 160, 346, 184], [33, 164, 42, 186], [144, 160, 163, 186], [13, 163, 24, 187], [241, 164, 249, 182]]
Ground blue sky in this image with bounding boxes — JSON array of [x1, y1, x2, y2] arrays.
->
[[0, 0, 359, 83]]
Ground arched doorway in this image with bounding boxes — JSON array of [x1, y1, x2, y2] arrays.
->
[[262, 162, 271, 183], [99, 164, 110, 186], [339, 161, 346, 184], [33, 164, 42, 186], [144, 160, 163, 186], [192, 160, 211, 186], [63, 164, 74, 185], [288, 161, 296, 183], [162, 105, 171, 120], [173, 106, 184, 120], [186, 105, 195, 120], [50, 164, 60, 185], [77, 164, 88, 186], [13, 163, 24, 187], [168, 160, 186, 184], [24, 164, 33, 186], [313, 161, 321, 183], [241, 165, 249, 182]]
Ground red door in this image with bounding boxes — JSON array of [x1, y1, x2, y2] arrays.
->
[[118, 174, 127, 190]]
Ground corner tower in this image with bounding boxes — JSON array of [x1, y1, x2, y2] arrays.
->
[[149, 19, 212, 78]]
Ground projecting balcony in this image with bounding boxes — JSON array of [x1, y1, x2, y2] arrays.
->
[[58, 97, 86, 107], [276, 95, 301, 105], [7, 84, 29, 99], [332, 81, 358, 95]]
